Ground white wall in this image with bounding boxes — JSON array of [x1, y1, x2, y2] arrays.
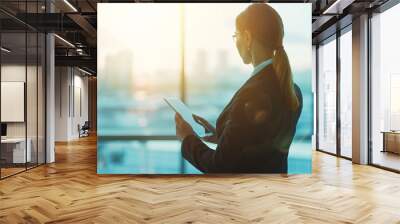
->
[[71, 73, 89, 138], [55, 66, 70, 141], [55, 67, 89, 141]]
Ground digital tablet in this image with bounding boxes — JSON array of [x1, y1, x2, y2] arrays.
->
[[164, 97, 206, 137]]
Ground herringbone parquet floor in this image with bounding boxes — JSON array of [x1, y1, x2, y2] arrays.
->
[[1, 135, 400, 224]]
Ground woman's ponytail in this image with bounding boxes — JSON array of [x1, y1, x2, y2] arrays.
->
[[272, 46, 299, 111], [236, 3, 299, 111]]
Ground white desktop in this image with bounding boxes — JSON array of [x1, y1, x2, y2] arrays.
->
[[3, 138, 32, 163], [1, 137, 32, 163]]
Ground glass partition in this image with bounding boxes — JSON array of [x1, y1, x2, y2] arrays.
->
[[370, 4, 400, 171], [339, 29, 352, 158], [27, 30, 38, 169], [0, 1, 46, 179], [317, 37, 337, 154], [38, 32, 45, 165], [1, 31, 28, 178]]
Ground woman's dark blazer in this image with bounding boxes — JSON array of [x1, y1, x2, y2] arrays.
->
[[181, 65, 303, 173]]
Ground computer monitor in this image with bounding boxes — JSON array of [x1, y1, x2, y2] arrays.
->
[[1, 123, 7, 137]]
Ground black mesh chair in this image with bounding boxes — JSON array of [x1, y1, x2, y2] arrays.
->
[[79, 121, 90, 138]]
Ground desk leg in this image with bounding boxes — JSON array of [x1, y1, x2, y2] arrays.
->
[[382, 133, 386, 153]]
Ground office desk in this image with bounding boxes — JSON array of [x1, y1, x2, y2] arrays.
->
[[381, 131, 400, 154], [1, 138, 31, 163]]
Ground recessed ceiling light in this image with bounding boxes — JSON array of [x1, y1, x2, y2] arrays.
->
[[63, 0, 78, 12], [323, 0, 354, 15], [78, 67, 93, 76], [54, 34, 75, 48], [1, 47, 11, 53]]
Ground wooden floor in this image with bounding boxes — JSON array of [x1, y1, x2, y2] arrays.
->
[[1, 136, 400, 224]]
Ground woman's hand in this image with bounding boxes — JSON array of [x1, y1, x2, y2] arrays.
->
[[193, 114, 218, 144], [201, 133, 219, 144], [175, 113, 195, 141], [193, 114, 216, 135]]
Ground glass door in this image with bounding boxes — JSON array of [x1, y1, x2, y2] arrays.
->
[[317, 36, 337, 154], [1, 31, 28, 178], [339, 28, 352, 158], [370, 4, 400, 171]]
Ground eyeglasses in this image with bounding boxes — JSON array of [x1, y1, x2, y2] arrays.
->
[[232, 32, 240, 42]]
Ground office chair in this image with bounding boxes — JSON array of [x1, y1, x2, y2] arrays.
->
[[79, 121, 90, 138]]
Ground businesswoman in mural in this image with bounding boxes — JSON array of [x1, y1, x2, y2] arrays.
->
[[175, 3, 303, 173]]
